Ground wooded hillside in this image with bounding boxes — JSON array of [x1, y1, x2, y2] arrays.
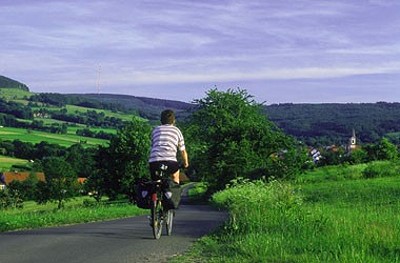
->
[[0, 75, 29, 91], [67, 93, 193, 121], [264, 102, 400, 146], [1, 75, 399, 146]]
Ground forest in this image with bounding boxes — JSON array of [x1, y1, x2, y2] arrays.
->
[[264, 102, 400, 146], [68, 94, 400, 146]]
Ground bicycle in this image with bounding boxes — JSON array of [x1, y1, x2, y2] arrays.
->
[[148, 163, 180, 239]]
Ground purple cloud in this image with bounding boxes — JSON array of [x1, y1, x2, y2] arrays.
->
[[1, 0, 399, 103]]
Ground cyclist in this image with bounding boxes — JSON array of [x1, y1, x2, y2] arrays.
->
[[149, 109, 189, 184]]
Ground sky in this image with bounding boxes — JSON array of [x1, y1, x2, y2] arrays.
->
[[1, 0, 400, 104]]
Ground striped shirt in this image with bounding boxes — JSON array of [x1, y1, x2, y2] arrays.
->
[[149, 124, 185, 163]]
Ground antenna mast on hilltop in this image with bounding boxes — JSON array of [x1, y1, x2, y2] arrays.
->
[[96, 64, 102, 95]]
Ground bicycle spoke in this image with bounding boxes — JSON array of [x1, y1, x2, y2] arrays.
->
[[152, 200, 163, 239], [166, 209, 174, 236]]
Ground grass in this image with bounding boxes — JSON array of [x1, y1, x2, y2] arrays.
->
[[0, 88, 33, 100], [65, 104, 140, 122], [0, 196, 147, 232], [0, 155, 30, 171], [0, 126, 108, 147], [187, 182, 209, 203], [172, 163, 400, 263], [0, 88, 136, 123], [0, 126, 110, 171]]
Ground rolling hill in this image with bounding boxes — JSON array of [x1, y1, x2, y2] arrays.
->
[[66, 93, 194, 122], [263, 102, 400, 145], [1, 75, 400, 147], [0, 75, 29, 91]]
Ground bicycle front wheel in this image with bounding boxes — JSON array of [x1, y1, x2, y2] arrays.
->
[[151, 200, 163, 239], [165, 209, 174, 236]]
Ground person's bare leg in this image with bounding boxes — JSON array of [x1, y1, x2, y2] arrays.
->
[[171, 171, 180, 184]]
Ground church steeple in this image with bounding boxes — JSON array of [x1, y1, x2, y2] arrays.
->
[[351, 129, 356, 144], [349, 129, 357, 150]]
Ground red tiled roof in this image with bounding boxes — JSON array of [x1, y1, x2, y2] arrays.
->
[[2, 172, 45, 185], [77, 177, 87, 184]]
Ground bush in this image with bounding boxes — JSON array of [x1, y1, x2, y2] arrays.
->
[[212, 178, 303, 233], [0, 188, 23, 209], [362, 161, 400, 178]]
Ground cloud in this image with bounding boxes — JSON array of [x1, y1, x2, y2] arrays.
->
[[95, 62, 400, 87], [1, 0, 400, 103]]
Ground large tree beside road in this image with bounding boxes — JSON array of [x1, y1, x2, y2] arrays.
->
[[185, 89, 306, 191]]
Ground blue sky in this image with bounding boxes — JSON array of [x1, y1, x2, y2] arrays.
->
[[1, 0, 400, 103]]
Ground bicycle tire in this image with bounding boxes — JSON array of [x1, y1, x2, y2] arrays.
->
[[165, 209, 174, 236], [151, 200, 163, 239]]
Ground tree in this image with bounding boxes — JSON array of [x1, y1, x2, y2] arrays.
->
[[348, 148, 368, 164], [13, 140, 34, 159], [34, 141, 65, 160], [8, 173, 39, 201], [186, 88, 306, 191], [94, 118, 151, 200], [376, 138, 398, 161], [65, 144, 95, 178], [39, 157, 78, 209], [364, 138, 399, 161]]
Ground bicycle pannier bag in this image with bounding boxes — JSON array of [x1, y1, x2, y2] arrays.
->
[[134, 179, 152, 209], [162, 180, 182, 209]]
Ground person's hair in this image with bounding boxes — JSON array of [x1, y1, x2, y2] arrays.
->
[[161, 109, 175, 125]]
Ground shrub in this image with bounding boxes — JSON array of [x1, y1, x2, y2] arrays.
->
[[362, 161, 400, 178], [0, 188, 23, 209], [212, 178, 303, 233]]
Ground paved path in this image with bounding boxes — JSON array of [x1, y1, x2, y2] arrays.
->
[[0, 197, 227, 263]]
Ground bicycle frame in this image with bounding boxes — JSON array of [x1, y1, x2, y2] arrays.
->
[[148, 165, 175, 239]]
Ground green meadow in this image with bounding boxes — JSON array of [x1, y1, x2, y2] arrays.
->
[[30, 104, 141, 123], [173, 162, 400, 263], [0, 155, 29, 171], [65, 104, 138, 122], [0, 88, 32, 101], [0, 127, 108, 147]]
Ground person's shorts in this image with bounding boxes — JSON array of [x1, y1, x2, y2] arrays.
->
[[149, 161, 179, 180]]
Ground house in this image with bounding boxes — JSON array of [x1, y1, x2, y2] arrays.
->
[[77, 177, 87, 184], [0, 173, 5, 190], [0, 172, 45, 190]]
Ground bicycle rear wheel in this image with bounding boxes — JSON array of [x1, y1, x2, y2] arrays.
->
[[165, 209, 174, 236], [151, 200, 163, 239]]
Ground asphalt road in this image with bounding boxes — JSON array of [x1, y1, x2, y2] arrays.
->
[[0, 201, 227, 263]]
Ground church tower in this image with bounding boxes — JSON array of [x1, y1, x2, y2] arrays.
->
[[348, 129, 357, 151]]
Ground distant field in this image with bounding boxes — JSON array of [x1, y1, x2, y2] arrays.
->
[[1, 88, 140, 123], [0, 155, 29, 171], [0, 127, 108, 147], [0, 88, 33, 100], [29, 104, 138, 122], [65, 104, 139, 121], [66, 125, 117, 135], [33, 118, 117, 135]]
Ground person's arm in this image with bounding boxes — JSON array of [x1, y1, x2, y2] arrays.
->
[[181, 149, 189, 168]]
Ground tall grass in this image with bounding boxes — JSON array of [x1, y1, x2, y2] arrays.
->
[[173, 167, 400, 263]]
